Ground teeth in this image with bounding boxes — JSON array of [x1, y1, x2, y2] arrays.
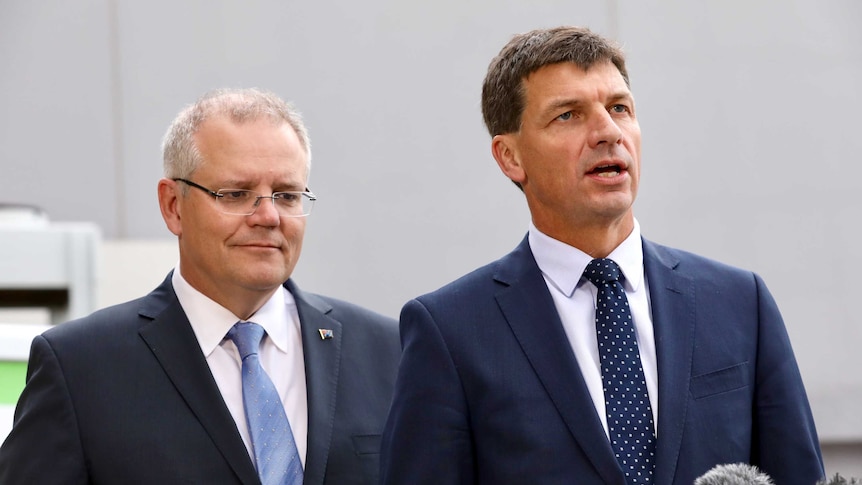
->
[[595, 166, 621, 177]]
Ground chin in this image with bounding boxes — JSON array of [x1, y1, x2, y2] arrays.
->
[[238, 266, 292, 290], [595, 193, 634, 213]]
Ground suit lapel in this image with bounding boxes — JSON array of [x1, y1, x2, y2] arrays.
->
[[642, 240, 695, 485], [136, 274, 259, 485], [287, 280, 341, 485], [494, 238, 626, 484]]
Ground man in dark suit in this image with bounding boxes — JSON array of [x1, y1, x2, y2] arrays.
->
[[0, 88, 400, 484], [380, 26, 824, 484]]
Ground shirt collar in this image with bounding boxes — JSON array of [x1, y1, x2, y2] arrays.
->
[[528, 218, 644, 297], [172, 266, 295, 357]]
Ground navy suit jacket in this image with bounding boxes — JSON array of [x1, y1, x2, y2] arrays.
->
[[0, 275, 400, 484], [381, 236, 823, 484]]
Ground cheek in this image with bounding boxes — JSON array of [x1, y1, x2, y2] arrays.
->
[[185, 215, 216, 246], [626, 127, 642, 158], [282, 219, 306, 247], [521, 139, 571, 175]]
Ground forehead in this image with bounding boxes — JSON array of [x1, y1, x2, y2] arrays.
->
[[193, 117, 308, 180], [522, 61, 631, 109]]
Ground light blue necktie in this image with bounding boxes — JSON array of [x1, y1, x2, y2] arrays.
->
[[227, 322, 303, 485], [584, 258, 656, 485]]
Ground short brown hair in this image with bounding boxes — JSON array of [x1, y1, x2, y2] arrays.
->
[[481, 26, 629, 137]]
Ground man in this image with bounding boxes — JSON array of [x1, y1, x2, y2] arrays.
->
[[0, 88, 400, 484], [381, 27, 824, 485]]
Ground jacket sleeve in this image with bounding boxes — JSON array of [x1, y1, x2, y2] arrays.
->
[[380, 298, 475, 484], [751, 274, 824, 483], [0, 335, 89, 484]]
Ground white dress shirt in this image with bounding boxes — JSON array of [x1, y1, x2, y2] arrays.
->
[[172, 267, 308, 466], [528, 219, 658, 437]]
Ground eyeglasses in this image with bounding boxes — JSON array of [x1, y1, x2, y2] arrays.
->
[[173, 178, 316, 217]]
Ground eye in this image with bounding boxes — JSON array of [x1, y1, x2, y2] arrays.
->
[[610, 104, 630, 114], [556, 111, 573, 121], [273, 192, 301, 205], [220, 190, 252, 201]]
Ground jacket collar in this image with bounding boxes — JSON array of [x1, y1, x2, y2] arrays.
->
[[137, 274, 344, 485]]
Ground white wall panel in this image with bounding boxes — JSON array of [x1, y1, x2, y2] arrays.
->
[[1, 0, 859, 474]]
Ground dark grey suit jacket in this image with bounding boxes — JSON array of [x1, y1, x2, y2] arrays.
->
[[381, 236, 823, 485], [0, 275, 399, 484]]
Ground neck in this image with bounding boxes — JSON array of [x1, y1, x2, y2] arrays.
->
[[180, 269, 277, 321], [534, 213, 634, 258], [223, 291, 273, 321]]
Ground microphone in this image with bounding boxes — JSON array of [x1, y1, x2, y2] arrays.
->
[[817, 473, 861, 485], [694, 463, 775, 485]]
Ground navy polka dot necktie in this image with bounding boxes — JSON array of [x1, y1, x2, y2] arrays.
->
[[584, 258, 656, 484], [227, 322, 303, 485]]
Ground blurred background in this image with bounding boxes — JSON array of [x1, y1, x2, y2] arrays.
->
[[1, 0, 860, 475]]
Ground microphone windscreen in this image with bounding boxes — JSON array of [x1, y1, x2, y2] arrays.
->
[[693, 463, 775, 485]]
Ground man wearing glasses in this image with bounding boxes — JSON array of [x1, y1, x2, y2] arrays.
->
[[0, 88, 400, 485]]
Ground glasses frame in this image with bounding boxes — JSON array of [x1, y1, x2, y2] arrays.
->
[[173, 178, 316, 217]]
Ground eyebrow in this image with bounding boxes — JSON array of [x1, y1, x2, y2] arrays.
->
[[218, 179, 247, 188], [274, 183, 307, 192], [607, 91, 634, 104], [542, 98, 584, 116], [218, 179, 306, 191], [542, 91, 634, 115]]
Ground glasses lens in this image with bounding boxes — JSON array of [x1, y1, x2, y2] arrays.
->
[[216, 190, 257, 215], [215, 190, 314, 216], [273, 192, 314, 217]]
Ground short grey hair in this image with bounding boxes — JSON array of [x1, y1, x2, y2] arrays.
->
[[161, 88, 311, 180]]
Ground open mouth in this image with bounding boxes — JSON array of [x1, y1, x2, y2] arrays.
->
[[590, 163, 623, 178]]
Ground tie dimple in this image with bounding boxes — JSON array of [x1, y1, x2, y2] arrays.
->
[[584, 258, 656, 485], [227, 322, 303, 485]]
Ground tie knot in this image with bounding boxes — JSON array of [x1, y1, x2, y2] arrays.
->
[[584, 258, 623, 286], [226, 321, 265, 360]]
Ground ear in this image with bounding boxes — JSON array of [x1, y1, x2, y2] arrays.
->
[[157, 178, 183, 236], [491, 134, 526, 185]]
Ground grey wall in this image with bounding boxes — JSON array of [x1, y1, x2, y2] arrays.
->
[[2, 0, 861, 471]]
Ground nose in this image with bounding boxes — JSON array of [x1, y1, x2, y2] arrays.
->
[[588, 110, 623, 148], [247, 195, 280, 226]]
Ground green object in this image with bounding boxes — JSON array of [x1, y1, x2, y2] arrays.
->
[[0, 361, 28, 404]]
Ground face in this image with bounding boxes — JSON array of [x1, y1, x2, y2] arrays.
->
[[159, 116, 309, 313], [492, 61, 641, 240]]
